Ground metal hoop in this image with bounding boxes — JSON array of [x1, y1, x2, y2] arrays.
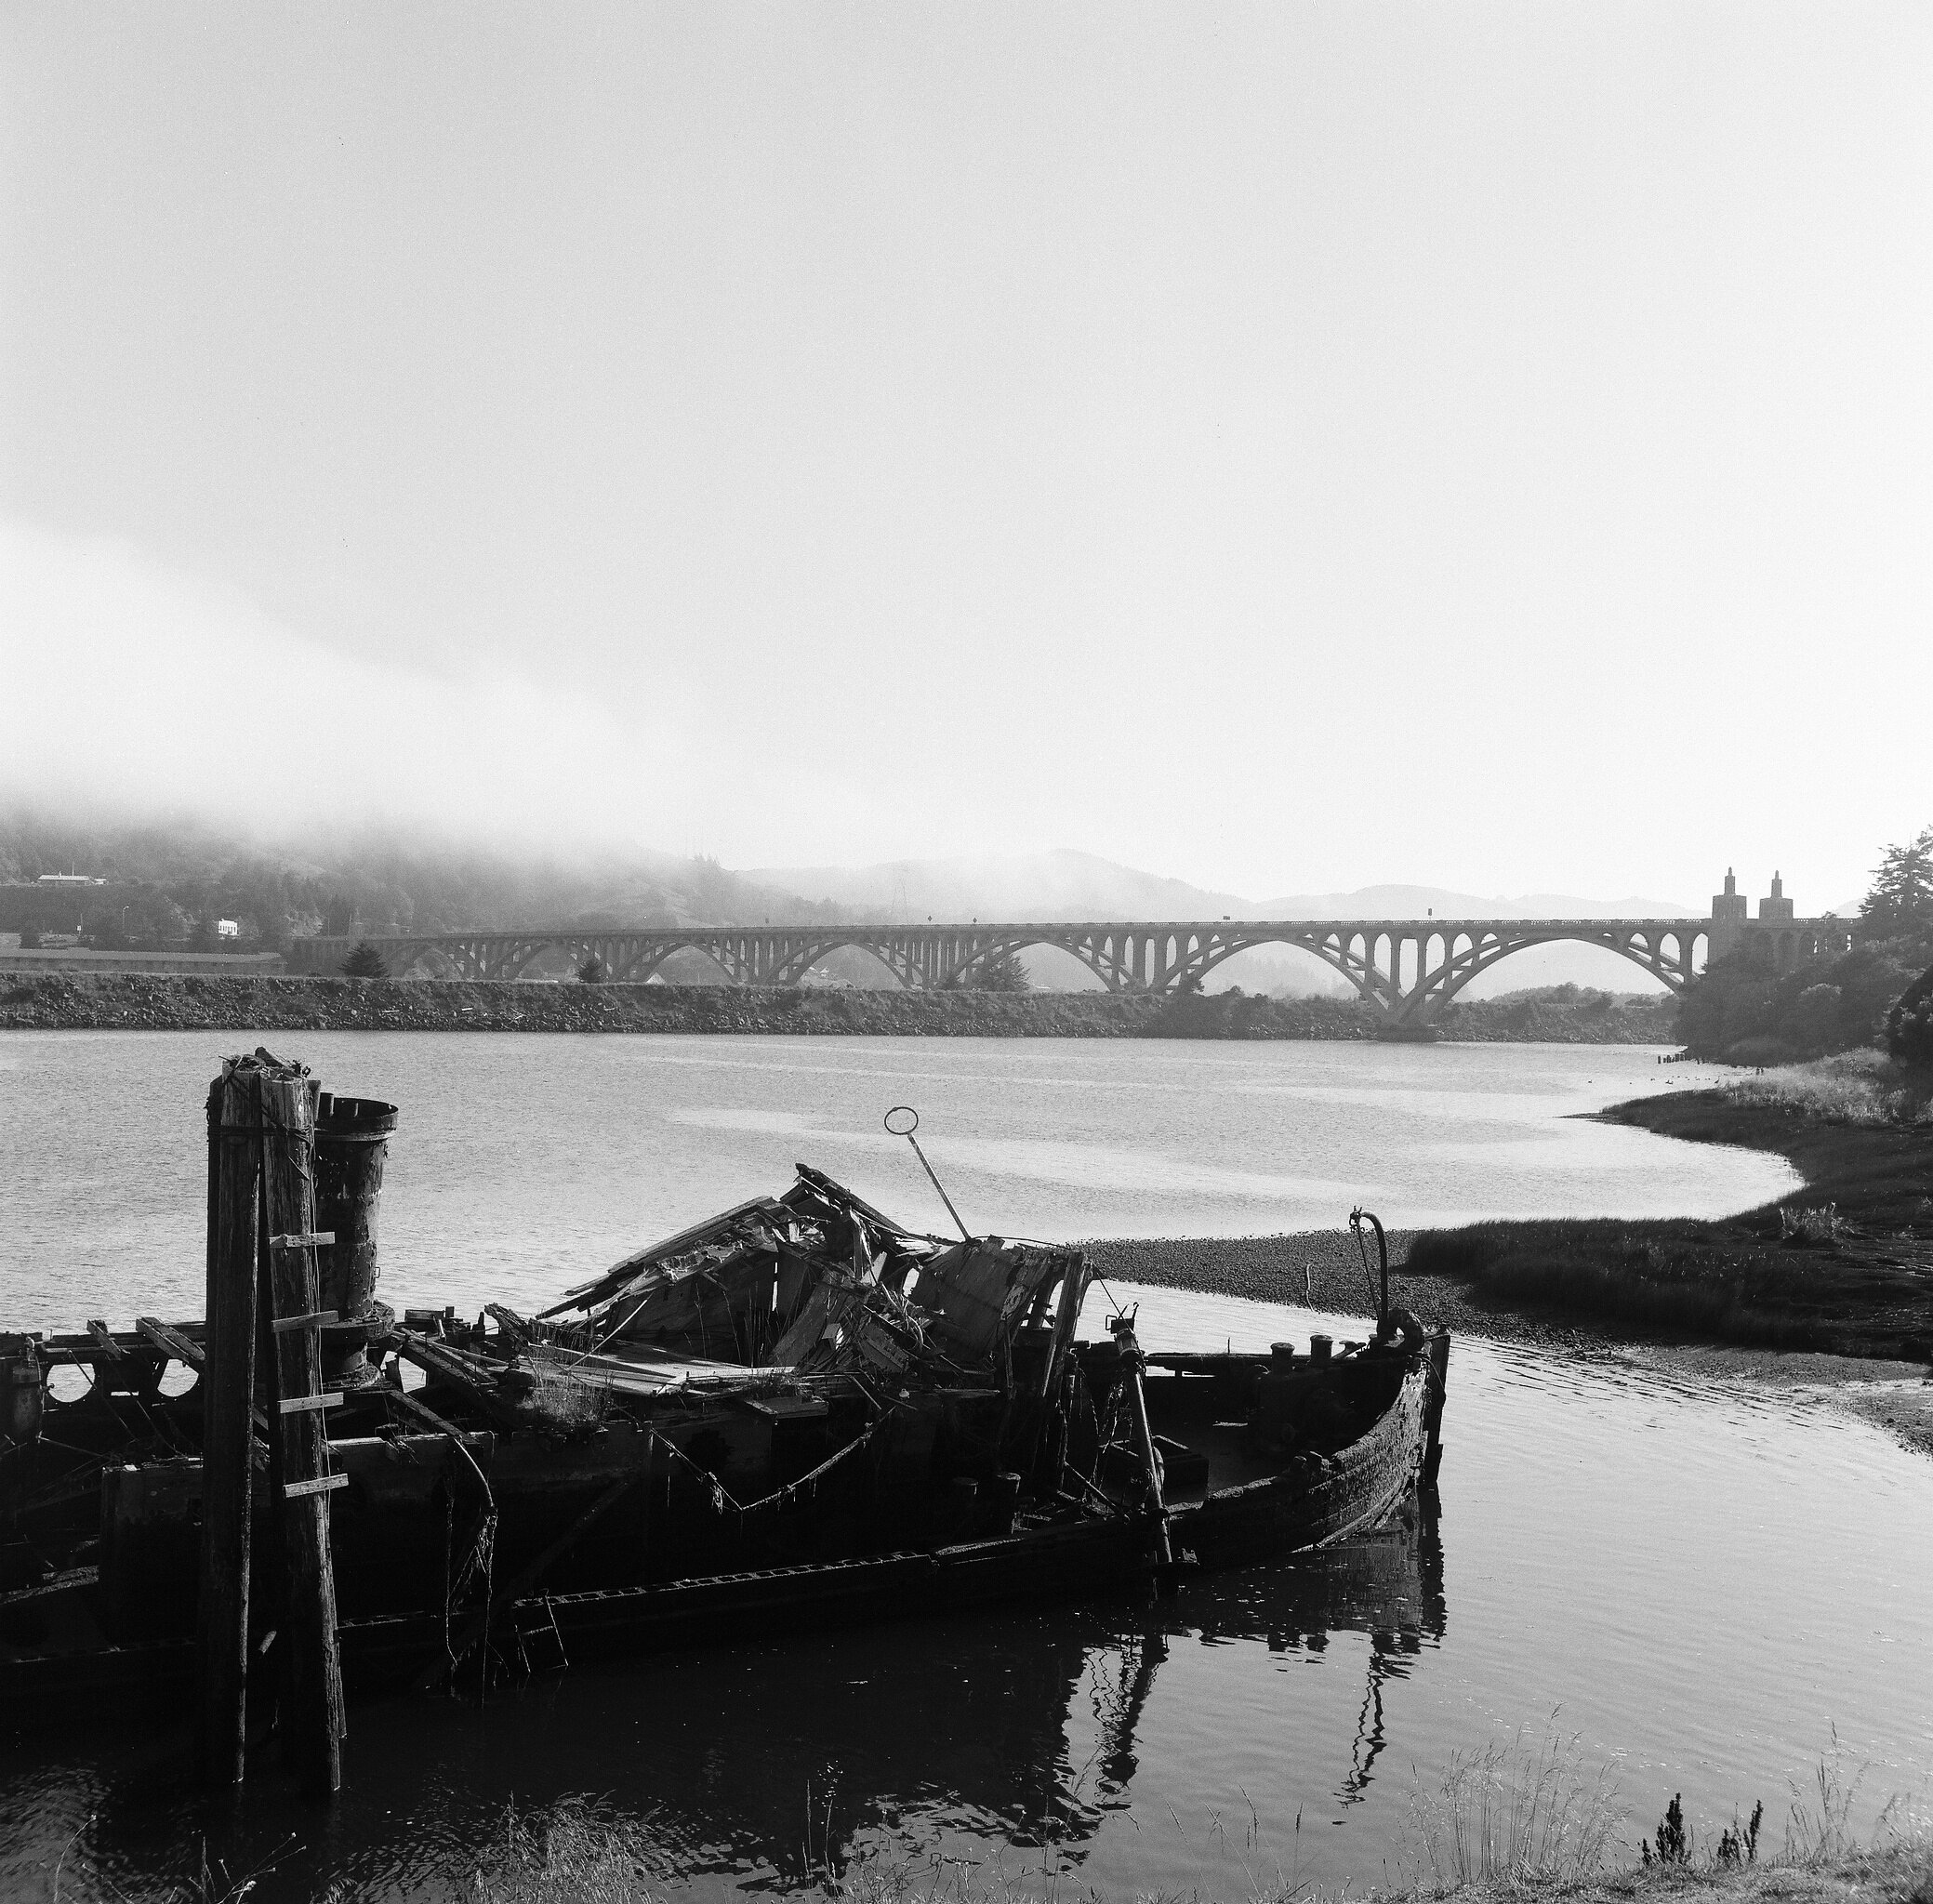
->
[[883, 1105, 920, 1137]]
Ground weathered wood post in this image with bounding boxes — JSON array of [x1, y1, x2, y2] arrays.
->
[[257, 1063, 348, 1798], [197, 1062, 260, 1787]]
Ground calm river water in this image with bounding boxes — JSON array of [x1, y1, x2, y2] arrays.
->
[[2, 1033, 1928, 1902]]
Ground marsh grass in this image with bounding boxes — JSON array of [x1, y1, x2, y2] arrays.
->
[[1718, 1052, 1933, 1130], [1404, 1222, 1833, 1351], [457, 1745, 1929, 1904], [1778, 1205, 1842, 1245], [466, 1798, 663, 1903], [1401, 1720, 1628, 1889]]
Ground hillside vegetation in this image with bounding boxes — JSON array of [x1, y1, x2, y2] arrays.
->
[[1676, 826, 1933, 1064], [0, 807, 846, 948]]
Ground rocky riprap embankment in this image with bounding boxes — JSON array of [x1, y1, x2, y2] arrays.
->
[[0, 974, 1384, 1038], [0, 973, 1679, 1043]]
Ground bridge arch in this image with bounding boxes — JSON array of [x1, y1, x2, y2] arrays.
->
[[1406, 925, 1691, 1022], [933, 933, 1104, 991], [1165, 929, 1393, 1011], [768, 936, 921, 988]]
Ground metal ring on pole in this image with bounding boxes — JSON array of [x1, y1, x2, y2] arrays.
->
[[883, 1106, 920, 1137]]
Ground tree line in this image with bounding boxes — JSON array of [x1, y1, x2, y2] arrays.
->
[[1676, 826, 1933, 1064]]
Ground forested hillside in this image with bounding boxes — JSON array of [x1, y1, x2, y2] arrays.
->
[[0, 809, 844, 949]]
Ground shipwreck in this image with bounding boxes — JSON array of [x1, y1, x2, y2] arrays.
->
[[0, 1051, 1448, 1796]]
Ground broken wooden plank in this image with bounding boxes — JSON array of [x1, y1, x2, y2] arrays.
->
[[136, 1316, 205, 1368], [484, 1302, 531, 1346], [384, 1327, 534, 1432], [382, 1383, 492, 1447]]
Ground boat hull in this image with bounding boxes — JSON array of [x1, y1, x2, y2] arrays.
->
[[1, 1334, 1446, 1711]]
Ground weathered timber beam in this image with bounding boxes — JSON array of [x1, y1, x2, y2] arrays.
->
[[381, 1328, 538, 1432], [419, 1472, 639, 1689]]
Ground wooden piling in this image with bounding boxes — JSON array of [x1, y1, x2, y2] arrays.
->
[[258, 1067, 347, 1798], [197, 1064, 260, 1788]]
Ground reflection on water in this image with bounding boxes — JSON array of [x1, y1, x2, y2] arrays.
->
[[0, 1512, 1446, 1903]]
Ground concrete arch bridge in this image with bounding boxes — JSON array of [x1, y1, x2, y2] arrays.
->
[[291, 917, 1731, 1028]]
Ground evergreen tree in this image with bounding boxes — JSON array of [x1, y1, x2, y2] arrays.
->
[[576, 954, 606, 984], [340, 940, 389, 979], [972, 947, 1031, 992], [1860, 826, 1933, 939]]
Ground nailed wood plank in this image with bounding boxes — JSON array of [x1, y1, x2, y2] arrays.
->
[[283, 1474, 349, 1500], [271, 1310, 338, 1334], [277, 1392, 343, 1416]]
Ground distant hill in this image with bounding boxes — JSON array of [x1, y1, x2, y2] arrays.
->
[[0, 807, 1702, 998], [1251, 882, 1700, 920], [0, 807, 843, 942], [748, 849, 1698, 925], [741, 848, 1253, 922]]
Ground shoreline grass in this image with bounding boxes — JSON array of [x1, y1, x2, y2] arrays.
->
[[453, 1790, 1932, 1904], [1401, 1075, 1933, 1364]]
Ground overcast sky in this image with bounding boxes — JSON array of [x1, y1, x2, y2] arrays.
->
[[3, 3, 1926, 907]]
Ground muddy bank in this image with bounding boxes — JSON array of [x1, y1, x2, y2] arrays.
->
[[1085, 1083, 1933, 1452], [1405, 1091, 1933, 1363], [1088, 1230, 1662, 1354], [0, 972, 1680, 1042], [1088, 1230, 1933, 1459]]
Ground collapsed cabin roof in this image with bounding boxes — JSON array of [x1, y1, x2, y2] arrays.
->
[[539, 1164, 1088, 1382]]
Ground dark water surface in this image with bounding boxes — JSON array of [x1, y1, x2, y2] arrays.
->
[[2, 1034, 1926, 1900]]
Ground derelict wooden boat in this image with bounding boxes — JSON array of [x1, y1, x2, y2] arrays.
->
[[2, 1130, 1447, 1713]]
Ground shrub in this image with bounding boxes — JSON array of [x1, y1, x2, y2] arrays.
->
[[576, 955, 606, 985], [1887, 961, 1933, 1065], [1792, 984, 1844, 1053], [1779, 1203, 1841, 1244]]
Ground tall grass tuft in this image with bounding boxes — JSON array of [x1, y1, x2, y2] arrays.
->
[[466, 1798, 663, 1904], [1782, 1731, 1872, 1866], [523, 1350, 612, 1429], [1778, 1204, 1842, 1245], [1402, 1718, 1628, 1890]]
